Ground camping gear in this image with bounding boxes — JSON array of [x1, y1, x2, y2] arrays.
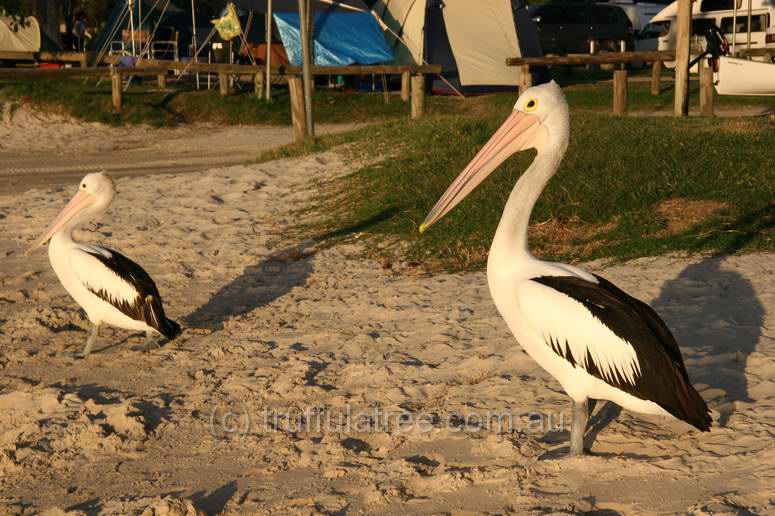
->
[[233, 0, 394, 65], [95, 0, 204, 58], [212, 2, 242, 40], [370, 0, 544, 94], [0, 15, 41, 52]]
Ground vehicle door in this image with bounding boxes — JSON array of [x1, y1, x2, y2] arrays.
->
[[563, 4, 594, 53], [532, 5, 567, 54], [591, 5, 627, 49]]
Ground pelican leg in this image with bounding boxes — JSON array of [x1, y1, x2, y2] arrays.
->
[[568, 398, 590, 457], [71, 324, 100, 359], [138, 331, 160, 352]]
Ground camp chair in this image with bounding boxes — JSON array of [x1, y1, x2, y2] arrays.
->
[[150, 26, 179, 61]]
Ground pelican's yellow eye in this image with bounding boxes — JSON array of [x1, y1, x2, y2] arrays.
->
[[524, 98, 538, 111]]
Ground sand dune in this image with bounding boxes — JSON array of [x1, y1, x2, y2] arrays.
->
[[0, 117, 773, 514]]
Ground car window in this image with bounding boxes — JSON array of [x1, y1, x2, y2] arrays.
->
[[720, 14, 769, 33], [700, 0, 743, 12], [594, 6, 621, 25], [536, 5, 565, 24], [638, 20, 671, 38], [565, 6, 591, 25]]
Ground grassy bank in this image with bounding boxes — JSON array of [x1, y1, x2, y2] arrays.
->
[[3, 74, 772, 269], [0, 78, 461, 127], [270, 111, 774, 270], [1, 73, 772, 127]]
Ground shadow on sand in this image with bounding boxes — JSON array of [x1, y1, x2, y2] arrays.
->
[[544, 207, 771, 455], [650, 214, 770, 425], [184, 209, 397, 331]]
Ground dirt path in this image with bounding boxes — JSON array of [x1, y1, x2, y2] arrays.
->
[[0, 103, 357, 194]]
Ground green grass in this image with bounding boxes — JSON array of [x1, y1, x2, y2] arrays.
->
[[272, 109, 774, 270]]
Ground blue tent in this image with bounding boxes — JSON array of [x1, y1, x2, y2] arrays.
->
[[234, 0, 393, 66], [273, 12, 392, 65]]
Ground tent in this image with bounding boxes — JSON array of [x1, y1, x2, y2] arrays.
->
[[370, 0, 544, 94], [0, 15, 41, 52], [233, 0, 393, 65], [94, 0, 204, 57]]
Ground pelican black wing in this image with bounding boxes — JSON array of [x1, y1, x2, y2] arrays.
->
[[532, 274, 711, 431]]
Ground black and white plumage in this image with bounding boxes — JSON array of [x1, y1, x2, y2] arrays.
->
[[26, 171, 181, 358], [528, 274, 711, 431], [78, 246, 181, 341], [420, 81, 710, 456]]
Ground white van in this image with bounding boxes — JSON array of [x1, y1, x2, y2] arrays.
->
[[636, 0, 775, 59]]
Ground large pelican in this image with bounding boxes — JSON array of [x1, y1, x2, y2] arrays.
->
[[421, 82, 711, 456], [26, 172, 181, 358]]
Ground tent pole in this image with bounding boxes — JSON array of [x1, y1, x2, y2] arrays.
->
[[298, 0, 314, 136], [138, 0, 142, 56], [746, 0, 752, 50], [266, 0, 273, 100], [191, 0, 199, 89], [128, 0, 136, 56], [732, 0, 737, 54]]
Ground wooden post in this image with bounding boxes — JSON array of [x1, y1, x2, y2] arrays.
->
[[674, 0, 691, 116], [410, 74, 425, 120], [519, 64, 532, 95], [219, 72, 230, 96], [298, 0, 315, 137], [79, 53, 88, 68], [400, 70, 410, 102], [288, 76, 307, 141], [254, 71, 264, 99], [157, 71, 167, 89], [110, 68, 122, 112], [650, 60, 662, 96], [613, 69, 628, 115], [700, 60, 714, 117]]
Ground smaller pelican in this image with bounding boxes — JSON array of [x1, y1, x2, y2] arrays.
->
[[26, 172, 181, 358]]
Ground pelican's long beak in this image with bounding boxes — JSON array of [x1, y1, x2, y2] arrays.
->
[[420, 110, 545, 233], [25, 190, 96, 255]]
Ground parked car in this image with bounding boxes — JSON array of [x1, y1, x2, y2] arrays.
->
[[597, 0, 667, 31], [530, 3, 635, 54]]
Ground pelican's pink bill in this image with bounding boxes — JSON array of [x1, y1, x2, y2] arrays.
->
[[25, 190, 97, 255], [419, 110, 545, 233]]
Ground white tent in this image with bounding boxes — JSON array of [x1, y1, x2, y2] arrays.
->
[[371, 0, 544, 93], [0, 15, 41, 52]]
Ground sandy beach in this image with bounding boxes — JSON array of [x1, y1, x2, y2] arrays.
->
[[1, 111, 773, 514]]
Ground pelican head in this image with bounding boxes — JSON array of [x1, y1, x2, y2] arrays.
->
[[420, 81, 569, 233], [26, 171, 116, 255]]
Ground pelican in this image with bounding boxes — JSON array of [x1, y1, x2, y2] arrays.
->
[[26, 172, 181, 358], [421, 81, 711, 456]]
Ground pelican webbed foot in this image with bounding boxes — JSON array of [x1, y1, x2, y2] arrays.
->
[[135, 332, 160, 352]]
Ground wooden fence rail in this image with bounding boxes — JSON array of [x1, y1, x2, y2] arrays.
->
[[0, 50, 89, 68], [504, 50, 713, 116]]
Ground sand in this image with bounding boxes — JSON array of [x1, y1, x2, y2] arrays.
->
[[0, 111, 773, 514]]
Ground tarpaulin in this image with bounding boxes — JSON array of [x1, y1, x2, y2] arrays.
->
[[273, 11, 393, 66]]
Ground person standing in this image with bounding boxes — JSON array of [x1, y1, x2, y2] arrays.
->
[[72, 12, 87, 51]]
